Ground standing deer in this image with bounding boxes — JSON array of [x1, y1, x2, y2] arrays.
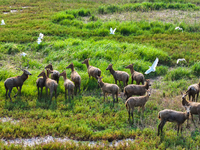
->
[[4, 63, 32, 101]]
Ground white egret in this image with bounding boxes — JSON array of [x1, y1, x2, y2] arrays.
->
[[1, 19, 5, 25], [110, 28, 116, 34], [37, 37, 42, 44], [175, 26, 183, 32], [145, 58, 159, 74], [177, 58, 186, 64], [39, 33, 44, 39], [20, 52, 27, 57]]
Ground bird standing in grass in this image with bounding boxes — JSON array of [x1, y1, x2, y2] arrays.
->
[[37, 33, 44, 44], [1, 19, 5, 25], [175, 26, 183, 32], [177, 58, 186, 64], [110, 28, 116, 34], [145, 58, 159, 74]]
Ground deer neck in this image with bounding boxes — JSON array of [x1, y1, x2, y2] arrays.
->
[[185, 112, 190, 119], [21, 72, 29, 82], [43, 73, 47, 80], [182, 98, 190, 106], [50, 66, 53, 70], [71, 66, 75, 72], [85, 62, 89, 68], [63, 75, 67, 80], [99, 81, 104, 88], [130, 67, 134, 74], [145, 83, 150, 89], [47, 72, 51, 78], [109, 67, 115, 75]]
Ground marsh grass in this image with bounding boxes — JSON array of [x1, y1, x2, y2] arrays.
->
[[1, 0, 200, 149]]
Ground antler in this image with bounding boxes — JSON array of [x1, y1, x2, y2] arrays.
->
[[16, 62, 23, 71]]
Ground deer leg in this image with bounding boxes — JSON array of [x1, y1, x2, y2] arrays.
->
[[177, 124, 181, 135], [14, 87, 19, 97], [192, 95, 195, 102], [158, 120, 166, 136], [72, 89, 74, 100], [75, 85, 77, 96], [115, 79, 117, 85], [57, 77, 59, 84], [46, 87, 48, 97], [103, 92, 105, 102], [131, 108, 134, 122], [198, 112, 200, 125], [40, 87, 43, 98], [197, 92, 199, 102], [112, 93, 115, 104], [8, 88, 13, 101], [65, 88, 67, 99], [79, 84, 81, 94], [189, 94, 191, 101], [142, 80, 144, 85], [50, 89, 53, 101], [116, 92, 118, 102], [37, 87, 40, 98], [128, 109, 130, 121], [190, 114, 197, 128], [54, 88, 57, 99], [142, 105, 145, 113], [68, 89, 70, 102], [5, 88, 8, 99]]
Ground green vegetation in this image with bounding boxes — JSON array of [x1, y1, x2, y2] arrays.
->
[[0, 0, 200, 149]]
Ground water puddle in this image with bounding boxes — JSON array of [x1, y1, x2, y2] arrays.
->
[[10, 10, 18, 13], [3, 6, 30, 14], [0, 117, 19, 124], [1, 135, 134, 147], [3, 12, 9, 14]]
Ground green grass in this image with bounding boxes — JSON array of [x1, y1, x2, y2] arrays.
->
[[1, 0, 200, 149]]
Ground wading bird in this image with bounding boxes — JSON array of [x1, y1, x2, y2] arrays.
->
[[37, 33, 44, 44], [110, 28, 116, 35], [175, 26, 183, 32], [177, 58, 186, 64], [1, 19, 5, 25]]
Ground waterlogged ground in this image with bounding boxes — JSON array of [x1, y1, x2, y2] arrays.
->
[[1, 135, 134, 147]]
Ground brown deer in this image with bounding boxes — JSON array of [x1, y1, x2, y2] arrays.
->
[[66, 63, 81, 95], [125, 63, 145, 85], [45, 63, 60, 83], [38, 70, 58, 101], [4, 66, 32, 101]]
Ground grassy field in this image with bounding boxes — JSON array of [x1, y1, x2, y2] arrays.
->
[[0, 0, 200, 149]]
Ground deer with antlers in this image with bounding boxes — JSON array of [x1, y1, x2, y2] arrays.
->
[[4, 61, 32, 101]]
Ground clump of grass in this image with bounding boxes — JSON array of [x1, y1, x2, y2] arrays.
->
[[191, 61, 200, 76], [164, 67, 194, 81]]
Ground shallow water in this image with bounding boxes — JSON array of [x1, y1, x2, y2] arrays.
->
[[0, 117, 19, 124], [1, 135, 134, 147]]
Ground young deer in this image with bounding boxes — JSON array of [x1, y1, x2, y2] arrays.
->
[[38, 70, 58, 101], [157, 105, 191, 136], [66, 63, 81, 95]]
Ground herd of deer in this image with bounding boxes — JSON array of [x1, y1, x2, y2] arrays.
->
[[4, 59, 200, 136]]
